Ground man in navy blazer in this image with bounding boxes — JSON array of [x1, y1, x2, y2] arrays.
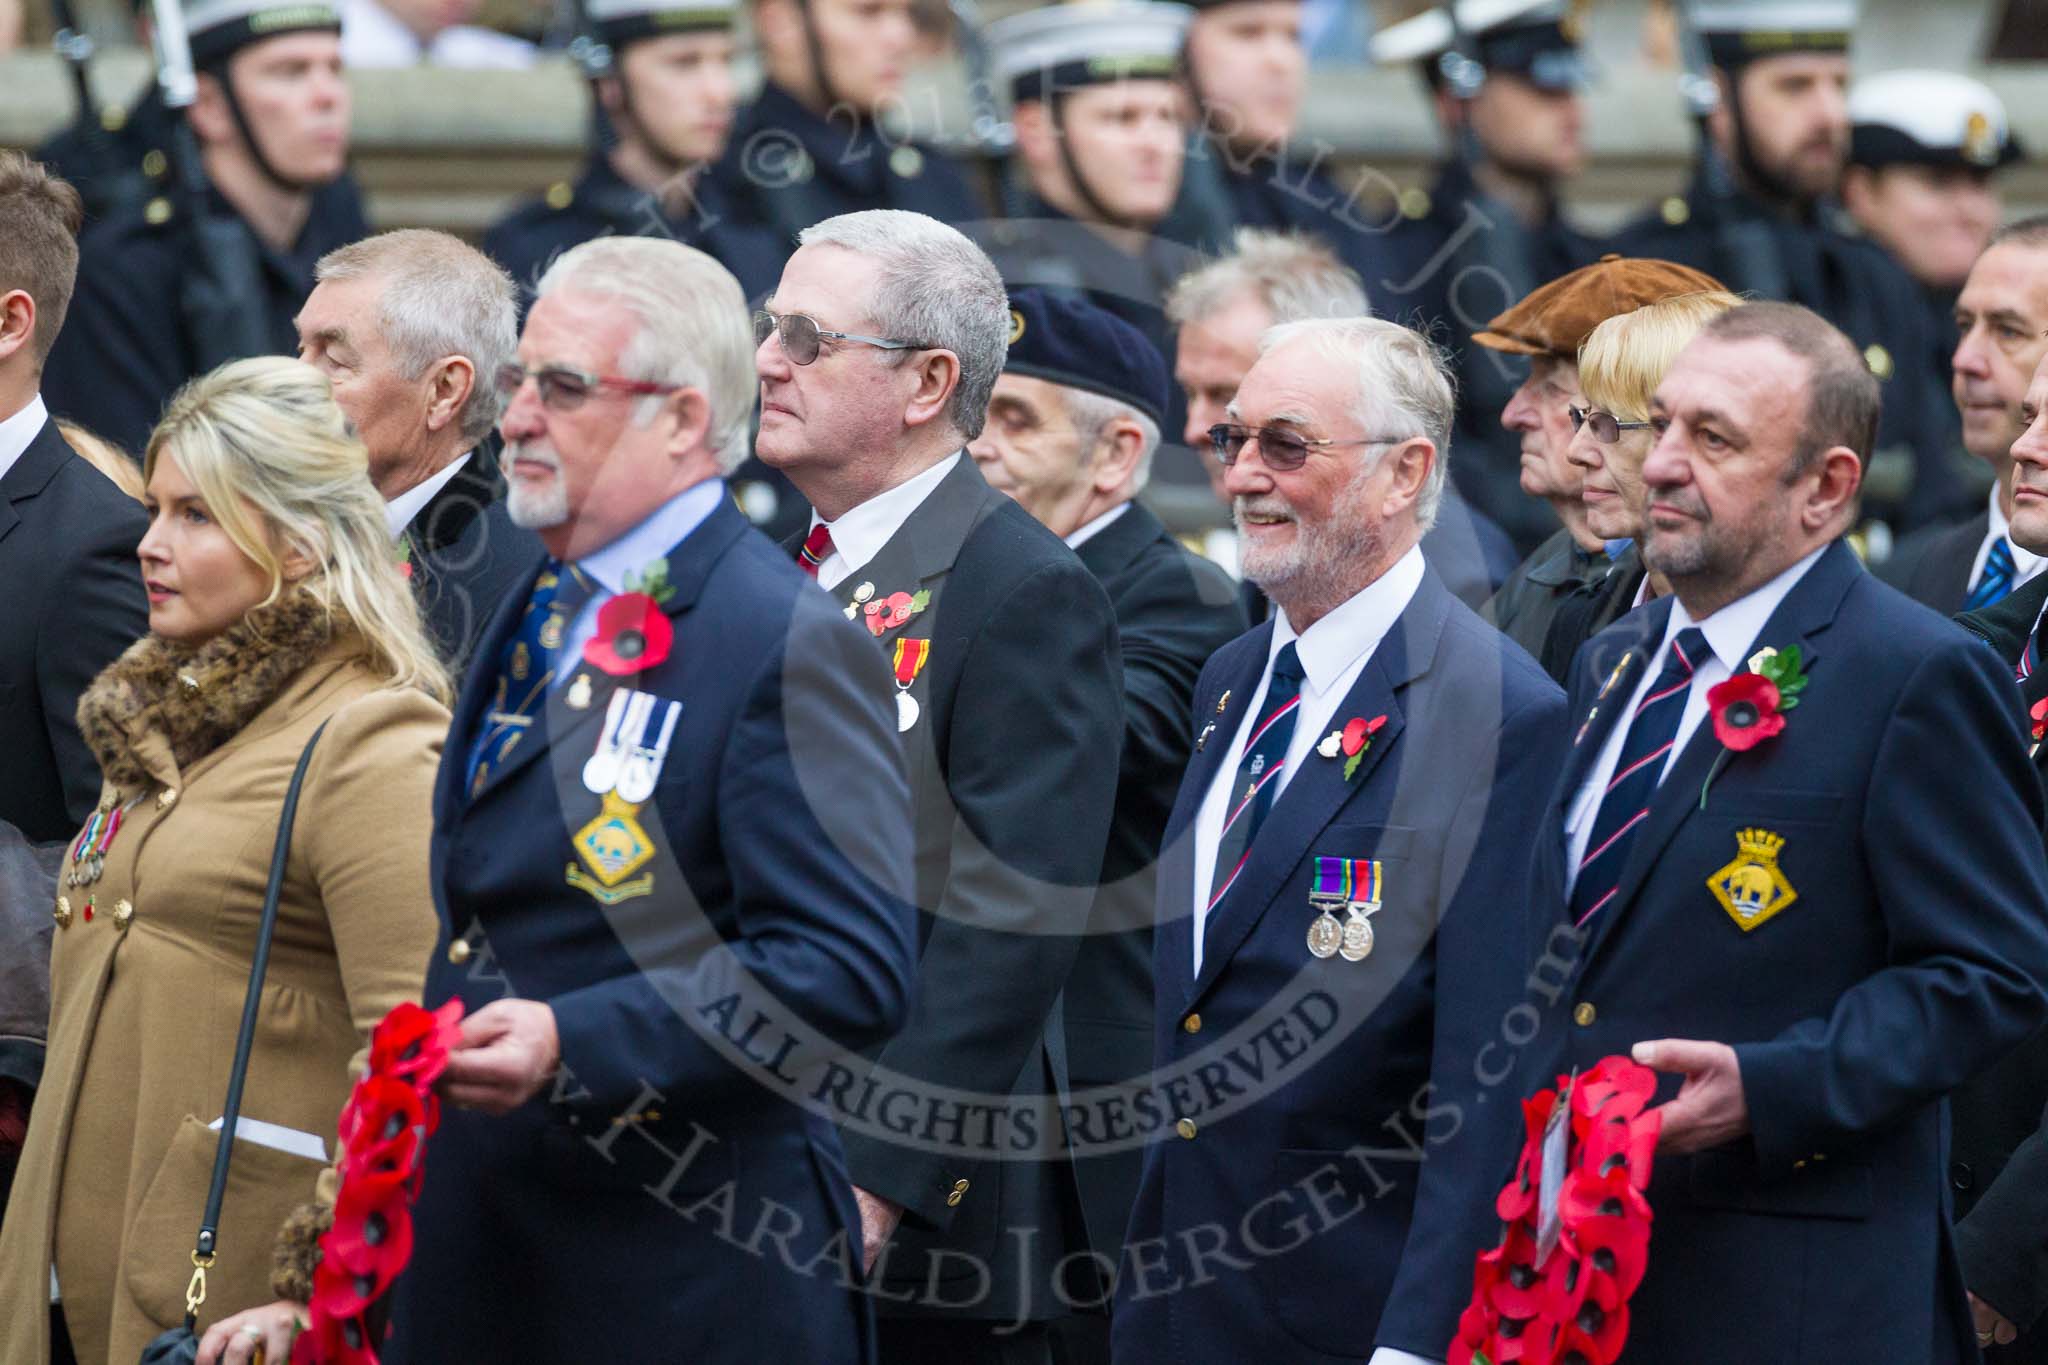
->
[[384, 237, 918, 1364], [1528, 301, 2048, 1364], [1114, 317, 1566, 1365]]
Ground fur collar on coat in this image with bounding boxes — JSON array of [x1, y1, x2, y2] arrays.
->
[[77, 592, 338, 790]]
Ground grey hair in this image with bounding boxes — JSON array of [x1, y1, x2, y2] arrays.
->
[[314, 229, 518, 446], [796, 210, 1010, 440], [1063, 387, 1163, 494], [1257, 317, 1453, 531], [535, 236, 756, 472], [1166, 227, 1369, 328]]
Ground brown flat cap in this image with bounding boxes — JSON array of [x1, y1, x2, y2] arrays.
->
[[1474, 254, 1730, 358]]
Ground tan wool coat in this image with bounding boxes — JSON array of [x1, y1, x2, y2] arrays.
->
[[0, 598, 447, 1365]]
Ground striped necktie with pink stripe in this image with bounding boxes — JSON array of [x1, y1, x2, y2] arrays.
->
[[1206, 642, 1305, 922], [1568, 626, 1709, 928]]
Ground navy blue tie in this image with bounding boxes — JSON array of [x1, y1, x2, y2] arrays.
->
[[465, 559, 593, 794], [1207, 642, 1305, 919], [1967, 537, 2018, 611], [1568, 627, 1709, 927]]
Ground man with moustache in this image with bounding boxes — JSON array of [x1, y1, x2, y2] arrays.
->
[[295, 229, 540, 672], [1164, 229, 1518, 611], [1612, 0, 1961, 535], [383, 236, 919, 1365], [1527, 301, 2048, 1363], [968, 287, 1244, 1364], [757, 210, 1122, 1364], [486, 0, 784, 307], [1116, 317, 1564, 1365], [1946, 348, 2048, 1362], [41, 0, 368, 456], [1371, 0, 1599, 548], [1883, 217, 2048, 614]]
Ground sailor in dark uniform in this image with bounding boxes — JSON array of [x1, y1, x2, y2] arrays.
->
[[483, 0, 785, 307], [700, 0, 985, 270], [1370, 0, 1602, 556], [40, 0, 369, 456], [1843, 68, 2023, 434], [1162, 0, 1400, 293], [1608, 0, 1967, 535]]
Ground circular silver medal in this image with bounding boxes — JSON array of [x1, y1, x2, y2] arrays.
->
[[581, 750, 621, 795], [1307, 910, 1342, 959], [1339, 911, 1375, 962], [896, 690, 920, 732], [616, 756, 658, 804]]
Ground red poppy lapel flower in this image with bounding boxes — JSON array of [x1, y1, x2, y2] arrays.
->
[[2031, 696, 2047, 744], [863, 588, 930, 637], [1699, 644, 1808, 809], [583, 593, 674, 676], [1315, 714, 1389, 780]]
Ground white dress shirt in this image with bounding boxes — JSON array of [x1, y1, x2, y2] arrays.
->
[[552, 477, 726, 690], [340, 0, 536, 68], [1971, 483, 2047, 596], [1188, 544, 1425, 976], [807, 452, 959, 591], [382, 450, 472, 540], [1563, 544, 1828, 890], [0, 394, 49, 486], [1063, 500, 1130, 550]]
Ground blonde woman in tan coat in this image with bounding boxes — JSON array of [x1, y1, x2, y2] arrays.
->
[[0, 356, 452, 1365]]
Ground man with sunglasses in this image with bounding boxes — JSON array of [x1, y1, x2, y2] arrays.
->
[[384, 235, 919, 1365], [1116, 315, 1564, 1365], [756, 210, 1123, 1365], [1476, 254, 1727, 666]]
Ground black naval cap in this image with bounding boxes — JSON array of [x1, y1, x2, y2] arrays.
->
[[987, 1, 1195, 105], [1849, 70, 2023, 172], [585, 0, 736, 50], [1003, 288, 1170, 430], [1690, 0, 1854, 72], [1372, 0, 1591, 93], [183, 0, 342, 68]]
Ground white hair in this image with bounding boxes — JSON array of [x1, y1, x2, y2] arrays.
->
[[796, 210, 1010, 440], [1062, 387, 1163, 493], [1258, 317, 1452, 531], [1166, 227, 1369, 328], [535, 236, 756, 472], [314, 229, 519, 446]]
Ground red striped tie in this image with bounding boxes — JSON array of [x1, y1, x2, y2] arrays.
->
[[797, 522, 834, 579]]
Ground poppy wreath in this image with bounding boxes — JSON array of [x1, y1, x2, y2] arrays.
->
[[1450, 1055, 1662, 1365], [294, 999, 464, 1364]]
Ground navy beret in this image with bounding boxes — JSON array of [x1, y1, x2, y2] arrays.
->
[[1001, 288, 1170, 430]]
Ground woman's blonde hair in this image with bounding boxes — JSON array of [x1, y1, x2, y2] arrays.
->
[[59, 420, 145, 501], [1579, 291, 1747, 421], [144, 357, 452, 703]]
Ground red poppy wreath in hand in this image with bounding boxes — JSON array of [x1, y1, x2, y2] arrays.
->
[[295, 999, 463, 1365], [1450, 1055, 1662, 1365]]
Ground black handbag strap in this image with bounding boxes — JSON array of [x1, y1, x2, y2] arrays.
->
[[181, 719, 329, 1326]]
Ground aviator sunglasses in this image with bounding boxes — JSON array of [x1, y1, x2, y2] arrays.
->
[[753, 309, 929, 366], [1208, 423, 1404, 472]]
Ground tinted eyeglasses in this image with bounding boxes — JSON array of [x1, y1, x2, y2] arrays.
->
[[1208, 422, 1402, 473], [494, 363, 682, 411], [753, 310, 928, 366], [1568, 405, 1655, 444]]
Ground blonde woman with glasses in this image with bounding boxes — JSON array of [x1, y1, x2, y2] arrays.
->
[[0, 357, 450, 1365]]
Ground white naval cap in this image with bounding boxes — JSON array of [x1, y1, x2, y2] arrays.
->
[[1849, 70, 2022, 171], [987, 1, 1195, 105], [1370, 0, 1589, 91], [583, 0, 736, 45], [1686, 0, 1855, 69], [182, 0, 341, 65]]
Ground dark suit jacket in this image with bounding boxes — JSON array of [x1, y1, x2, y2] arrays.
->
[[1066, 502, 1246, 1270], [401, 449, 542, 676], [1954, 571, 2048, 1359], [389, 496, 919, 1365], [1881, 509, 1989, 615], [1528, 540, 2048, 1365], [1113, 567, 1566, 1364], [0, 418, 147, 842], [797, 456, 1124, 1325]]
